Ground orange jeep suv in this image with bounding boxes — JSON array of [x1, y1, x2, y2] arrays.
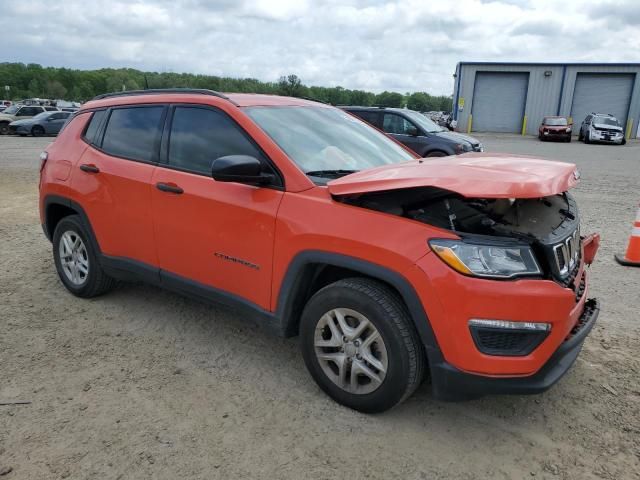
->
[[39, 89, 600, 412]]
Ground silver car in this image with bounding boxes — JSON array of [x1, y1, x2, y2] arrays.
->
[[9, 111, 72, 137], [578, 113, 626, 145]]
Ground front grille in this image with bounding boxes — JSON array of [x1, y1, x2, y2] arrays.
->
[[470, 326, 549, 356], [594, 127, 621, 134], [552, 229, 580, 277]]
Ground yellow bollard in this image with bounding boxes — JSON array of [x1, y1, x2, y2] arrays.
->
[[467, 114, 472, 134], [521, 115, 528, 136], [626, 118, 633, 140]]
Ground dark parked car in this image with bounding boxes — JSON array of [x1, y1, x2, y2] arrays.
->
[[343, 106, 482, 157], [538, 116, 572, 142], [9, 110, 71, 136], [578, 113, 626, 145]]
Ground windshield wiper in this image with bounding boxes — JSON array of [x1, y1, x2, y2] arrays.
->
[[305, 169, 359, 178]]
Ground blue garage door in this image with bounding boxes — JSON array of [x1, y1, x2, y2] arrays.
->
[[471, 72, 529, 133], [570, 73, 634, 128]]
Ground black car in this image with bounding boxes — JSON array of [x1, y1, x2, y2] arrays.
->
[[342, 106, 483, 157]]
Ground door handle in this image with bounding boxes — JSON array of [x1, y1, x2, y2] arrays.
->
[[156, 182, 184, 194], [79, 164, 100, 174]]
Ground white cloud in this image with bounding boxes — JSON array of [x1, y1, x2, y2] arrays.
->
[[1, 0, 638, 95]]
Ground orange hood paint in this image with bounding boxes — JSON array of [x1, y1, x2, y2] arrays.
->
[[327, 153, 580, 198]]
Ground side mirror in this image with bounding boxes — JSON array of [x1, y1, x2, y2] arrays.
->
[[211, 155, 275, 186], [406, 126, 419, 136]]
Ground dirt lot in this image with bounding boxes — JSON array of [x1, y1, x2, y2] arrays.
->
[[1, 134, 639, 480]]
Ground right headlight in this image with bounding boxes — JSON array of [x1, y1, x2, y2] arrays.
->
[[429, 239, 542, 279]]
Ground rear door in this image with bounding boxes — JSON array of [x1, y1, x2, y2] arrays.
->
[[45, 112, 71, 134], [74, 105, 165, 268], [150, 104, 283, 310]]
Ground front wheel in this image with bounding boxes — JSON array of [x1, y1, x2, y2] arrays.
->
[[584, 131, 590, 144], [31, 125, 45, 137], [0, 122, 9, 135], [300, 278, 425, 413], [53, 215, 116, 298]]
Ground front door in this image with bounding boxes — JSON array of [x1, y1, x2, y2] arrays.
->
[[151, 105, 283, 310], [381, 113, 424, 154]]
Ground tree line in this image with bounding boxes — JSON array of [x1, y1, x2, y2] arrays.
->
[[0, 63, 453, 112]]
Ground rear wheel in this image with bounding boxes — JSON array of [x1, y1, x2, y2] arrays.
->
[[31, 125, 45, 137], [300, 278, 425, 413], [52, 215, 116, 298], [0, 122, 9, 135]]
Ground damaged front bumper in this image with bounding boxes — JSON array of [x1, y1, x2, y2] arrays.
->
[[429, 298, 599, 400], [406, 232, 600, 401]]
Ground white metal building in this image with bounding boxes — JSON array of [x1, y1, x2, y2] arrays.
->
[[452, 62, 640, 138]]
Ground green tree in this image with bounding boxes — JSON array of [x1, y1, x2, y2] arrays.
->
[[375, 91, 404, 108], [46, 80, 67, 99], [278, 74, 303, 97]]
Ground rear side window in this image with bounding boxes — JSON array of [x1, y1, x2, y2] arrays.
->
[[168, 106, 265, 175], [102, 106, 165, 162], [44, 106, 58, 111], [352, 111, 379, 126], [83, 110, 107, 145]]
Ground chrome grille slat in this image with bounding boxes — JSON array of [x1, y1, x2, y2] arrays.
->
[[552, 228, 580, 277]]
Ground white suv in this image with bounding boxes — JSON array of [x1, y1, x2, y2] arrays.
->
[[578, 113, 626, 145]]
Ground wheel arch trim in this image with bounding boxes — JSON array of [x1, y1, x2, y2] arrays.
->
[[276, 250, 441, 354], [42, 195, 101, 255]]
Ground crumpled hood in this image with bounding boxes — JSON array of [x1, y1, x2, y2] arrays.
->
[[327, 153, 580, 199], [593, 123, 622, 131]]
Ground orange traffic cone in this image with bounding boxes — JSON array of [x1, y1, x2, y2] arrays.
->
[[615, 205, 640, 267]]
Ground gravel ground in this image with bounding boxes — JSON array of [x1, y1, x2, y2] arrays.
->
[[1, 134, 639, 480]]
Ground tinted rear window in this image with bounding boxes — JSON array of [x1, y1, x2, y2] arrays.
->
[[102, 106, 165, 162], [83, 110, 107, 145]]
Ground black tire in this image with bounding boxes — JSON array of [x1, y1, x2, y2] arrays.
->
[[578, 130, 583, 142], [538, 133, 543, 141], [584, 131, 590, 144], [425, 151, 447, 158], [300, 278, 425, 413], [621, 138, 626, 145], [31, 125, 45, 137], [52, 215, 116, 298], [0, 122, 9, 135], [566, 136, 572, 143]]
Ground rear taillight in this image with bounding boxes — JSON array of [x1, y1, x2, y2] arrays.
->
[[39, 151, 48, 172]]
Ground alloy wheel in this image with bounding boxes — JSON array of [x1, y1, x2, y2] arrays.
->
[[58, 230, 89, 286], [314, 308, 388, 395]]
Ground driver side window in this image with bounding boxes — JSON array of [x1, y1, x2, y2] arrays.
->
[[168, 106, 268, 176], [382, 113, 416, 135]]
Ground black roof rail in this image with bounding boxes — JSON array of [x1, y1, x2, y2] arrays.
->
[[91, 88, 237, 105]]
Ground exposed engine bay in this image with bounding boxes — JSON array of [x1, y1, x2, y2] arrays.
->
[[338, 186, 577, 242]]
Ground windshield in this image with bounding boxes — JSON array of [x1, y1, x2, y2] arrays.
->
[[594, 116, 620, 127], [404, 110, 444, 133], [245, 106, 414, 175], [544, 117, 568, 126], [3, 105, 19, 115]]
